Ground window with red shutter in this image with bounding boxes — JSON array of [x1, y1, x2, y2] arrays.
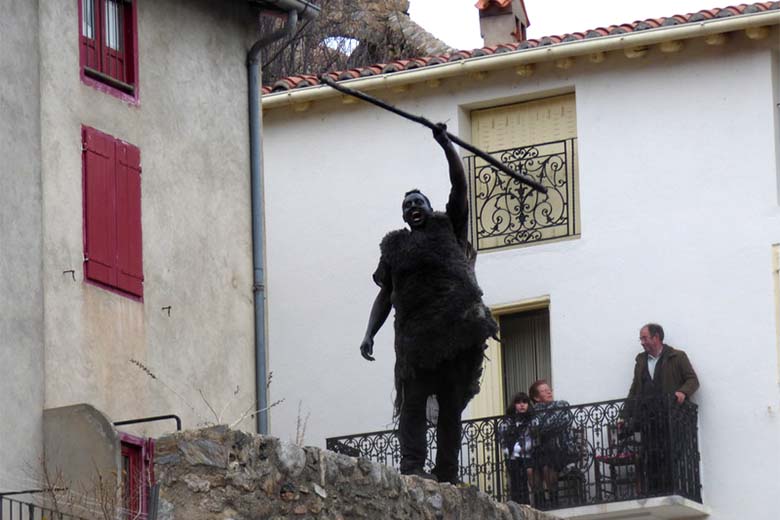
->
[[83, 126, 143, 298], [78, 0, 138, 99]]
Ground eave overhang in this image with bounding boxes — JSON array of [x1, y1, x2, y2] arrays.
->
[[262, 9, 780, 111]]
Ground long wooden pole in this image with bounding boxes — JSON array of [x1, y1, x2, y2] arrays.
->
[[318, 76, 547, 194]]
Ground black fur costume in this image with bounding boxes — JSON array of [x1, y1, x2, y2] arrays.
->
[[373, 212, 498, 413]]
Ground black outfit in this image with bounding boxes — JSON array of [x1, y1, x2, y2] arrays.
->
[[532, 400, 575, 472], [501, 412, 534, 504], [530, 400, 576, 508], [373, 212, 497, 483]]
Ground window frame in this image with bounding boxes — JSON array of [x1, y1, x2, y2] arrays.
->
[[119, 432, 154, 519], [467, 94, 580, 253], [78, 0, 139, 103], [467, 297, 550, 418], [82, 125, 144, 299]]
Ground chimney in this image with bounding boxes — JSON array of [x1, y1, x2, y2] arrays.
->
[[476, 0, 530, 47]]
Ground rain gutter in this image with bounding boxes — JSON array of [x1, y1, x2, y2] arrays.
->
[[248, 0, 319, 434], [262, 9, 780, 109]]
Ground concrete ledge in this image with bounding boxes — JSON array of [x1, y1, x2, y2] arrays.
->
[[43, 404, 121, 492], [548, 494, 710, 520]]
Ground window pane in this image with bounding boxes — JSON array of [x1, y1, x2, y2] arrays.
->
[[105, 0, 123, 51], [82, 0, 94, 39]]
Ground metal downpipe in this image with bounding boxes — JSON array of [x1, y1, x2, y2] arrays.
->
[[248, 8, 298, 435]]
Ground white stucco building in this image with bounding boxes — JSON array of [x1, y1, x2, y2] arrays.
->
[[261, 2, 780, 519]]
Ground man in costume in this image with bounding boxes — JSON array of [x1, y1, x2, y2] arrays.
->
[[359, 124, 498, 484]]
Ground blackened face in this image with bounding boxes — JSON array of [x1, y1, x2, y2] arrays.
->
[[402, 192, 433, 229]]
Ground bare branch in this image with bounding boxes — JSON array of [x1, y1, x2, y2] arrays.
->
[[228, 398, 285, 429]]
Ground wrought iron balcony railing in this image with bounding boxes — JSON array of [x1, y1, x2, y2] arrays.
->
[[0, 494, 87, 520], [326, 396, 701, 511], [464, 138, 579, 252]]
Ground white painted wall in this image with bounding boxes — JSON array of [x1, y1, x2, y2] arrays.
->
[[263, 34, 780, 519]]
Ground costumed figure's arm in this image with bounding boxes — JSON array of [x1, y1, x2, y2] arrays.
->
[[434, 123, 469, 241], [359, 286, 391, 361]]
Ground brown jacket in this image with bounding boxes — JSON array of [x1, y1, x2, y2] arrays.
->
[[627, 345, 700, 399]]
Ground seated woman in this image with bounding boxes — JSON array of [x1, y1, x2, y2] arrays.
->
[[500, 392, 534, 504], [529, 380, 575, 507]]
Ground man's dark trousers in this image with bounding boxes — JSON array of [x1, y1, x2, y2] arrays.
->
[[629, 395, 673, 495]]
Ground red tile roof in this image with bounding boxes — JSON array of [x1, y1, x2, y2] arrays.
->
[[263, 2, 780, 95]]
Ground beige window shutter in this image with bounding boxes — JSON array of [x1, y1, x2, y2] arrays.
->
[[774, 245, 780, 382], [471, 94, 577, 150]]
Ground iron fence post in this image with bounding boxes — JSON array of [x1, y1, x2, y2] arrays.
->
[[493, 417, 503, 502]]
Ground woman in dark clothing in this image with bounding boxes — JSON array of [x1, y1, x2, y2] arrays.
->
[[529, 380, 574, 507], [500, 392, 534, 504]]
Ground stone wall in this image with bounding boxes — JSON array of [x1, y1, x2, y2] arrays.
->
[[155, 427, 558, 520]]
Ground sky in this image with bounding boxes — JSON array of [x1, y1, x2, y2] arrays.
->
[[408, 0, 727, 50]]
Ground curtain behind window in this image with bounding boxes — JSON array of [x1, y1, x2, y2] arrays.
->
[[501, 309, 551, 403]]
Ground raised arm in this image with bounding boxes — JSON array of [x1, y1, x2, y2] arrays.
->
[[359, 285, 392, 361], [433, 124, 468, 240]]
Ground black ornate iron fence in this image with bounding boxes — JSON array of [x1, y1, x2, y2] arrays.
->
[[326, 396, 701, 511], [464, 138, 579, 252], [0, 495, 87, 519]]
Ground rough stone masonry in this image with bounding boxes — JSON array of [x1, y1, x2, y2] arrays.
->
[[155, 426, 560, 520]]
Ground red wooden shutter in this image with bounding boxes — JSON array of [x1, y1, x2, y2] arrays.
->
[[83, 127, 118, 287], [116, 141, 143, 296]]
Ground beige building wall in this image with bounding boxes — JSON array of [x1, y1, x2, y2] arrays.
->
[[38, 0, 257, 441], [0, 0, 45, 490]]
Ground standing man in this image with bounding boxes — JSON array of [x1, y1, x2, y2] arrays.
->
[[624, 323, 700, 494], [628, 323, 699, 405], [359, 124, 498, 484]]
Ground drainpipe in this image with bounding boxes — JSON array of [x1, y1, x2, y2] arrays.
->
[[248, 0, 319, 435]]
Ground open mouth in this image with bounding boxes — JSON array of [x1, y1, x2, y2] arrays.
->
[[410, 210, 424, 224]]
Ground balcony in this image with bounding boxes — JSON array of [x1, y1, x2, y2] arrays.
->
[[464, 137, 580, 252], [326, 396, 709, 519]]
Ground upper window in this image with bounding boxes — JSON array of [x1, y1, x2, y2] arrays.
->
[[82, 125, 143, 298], [79, 0, 138, 98], [467, 94, 580, 252]]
